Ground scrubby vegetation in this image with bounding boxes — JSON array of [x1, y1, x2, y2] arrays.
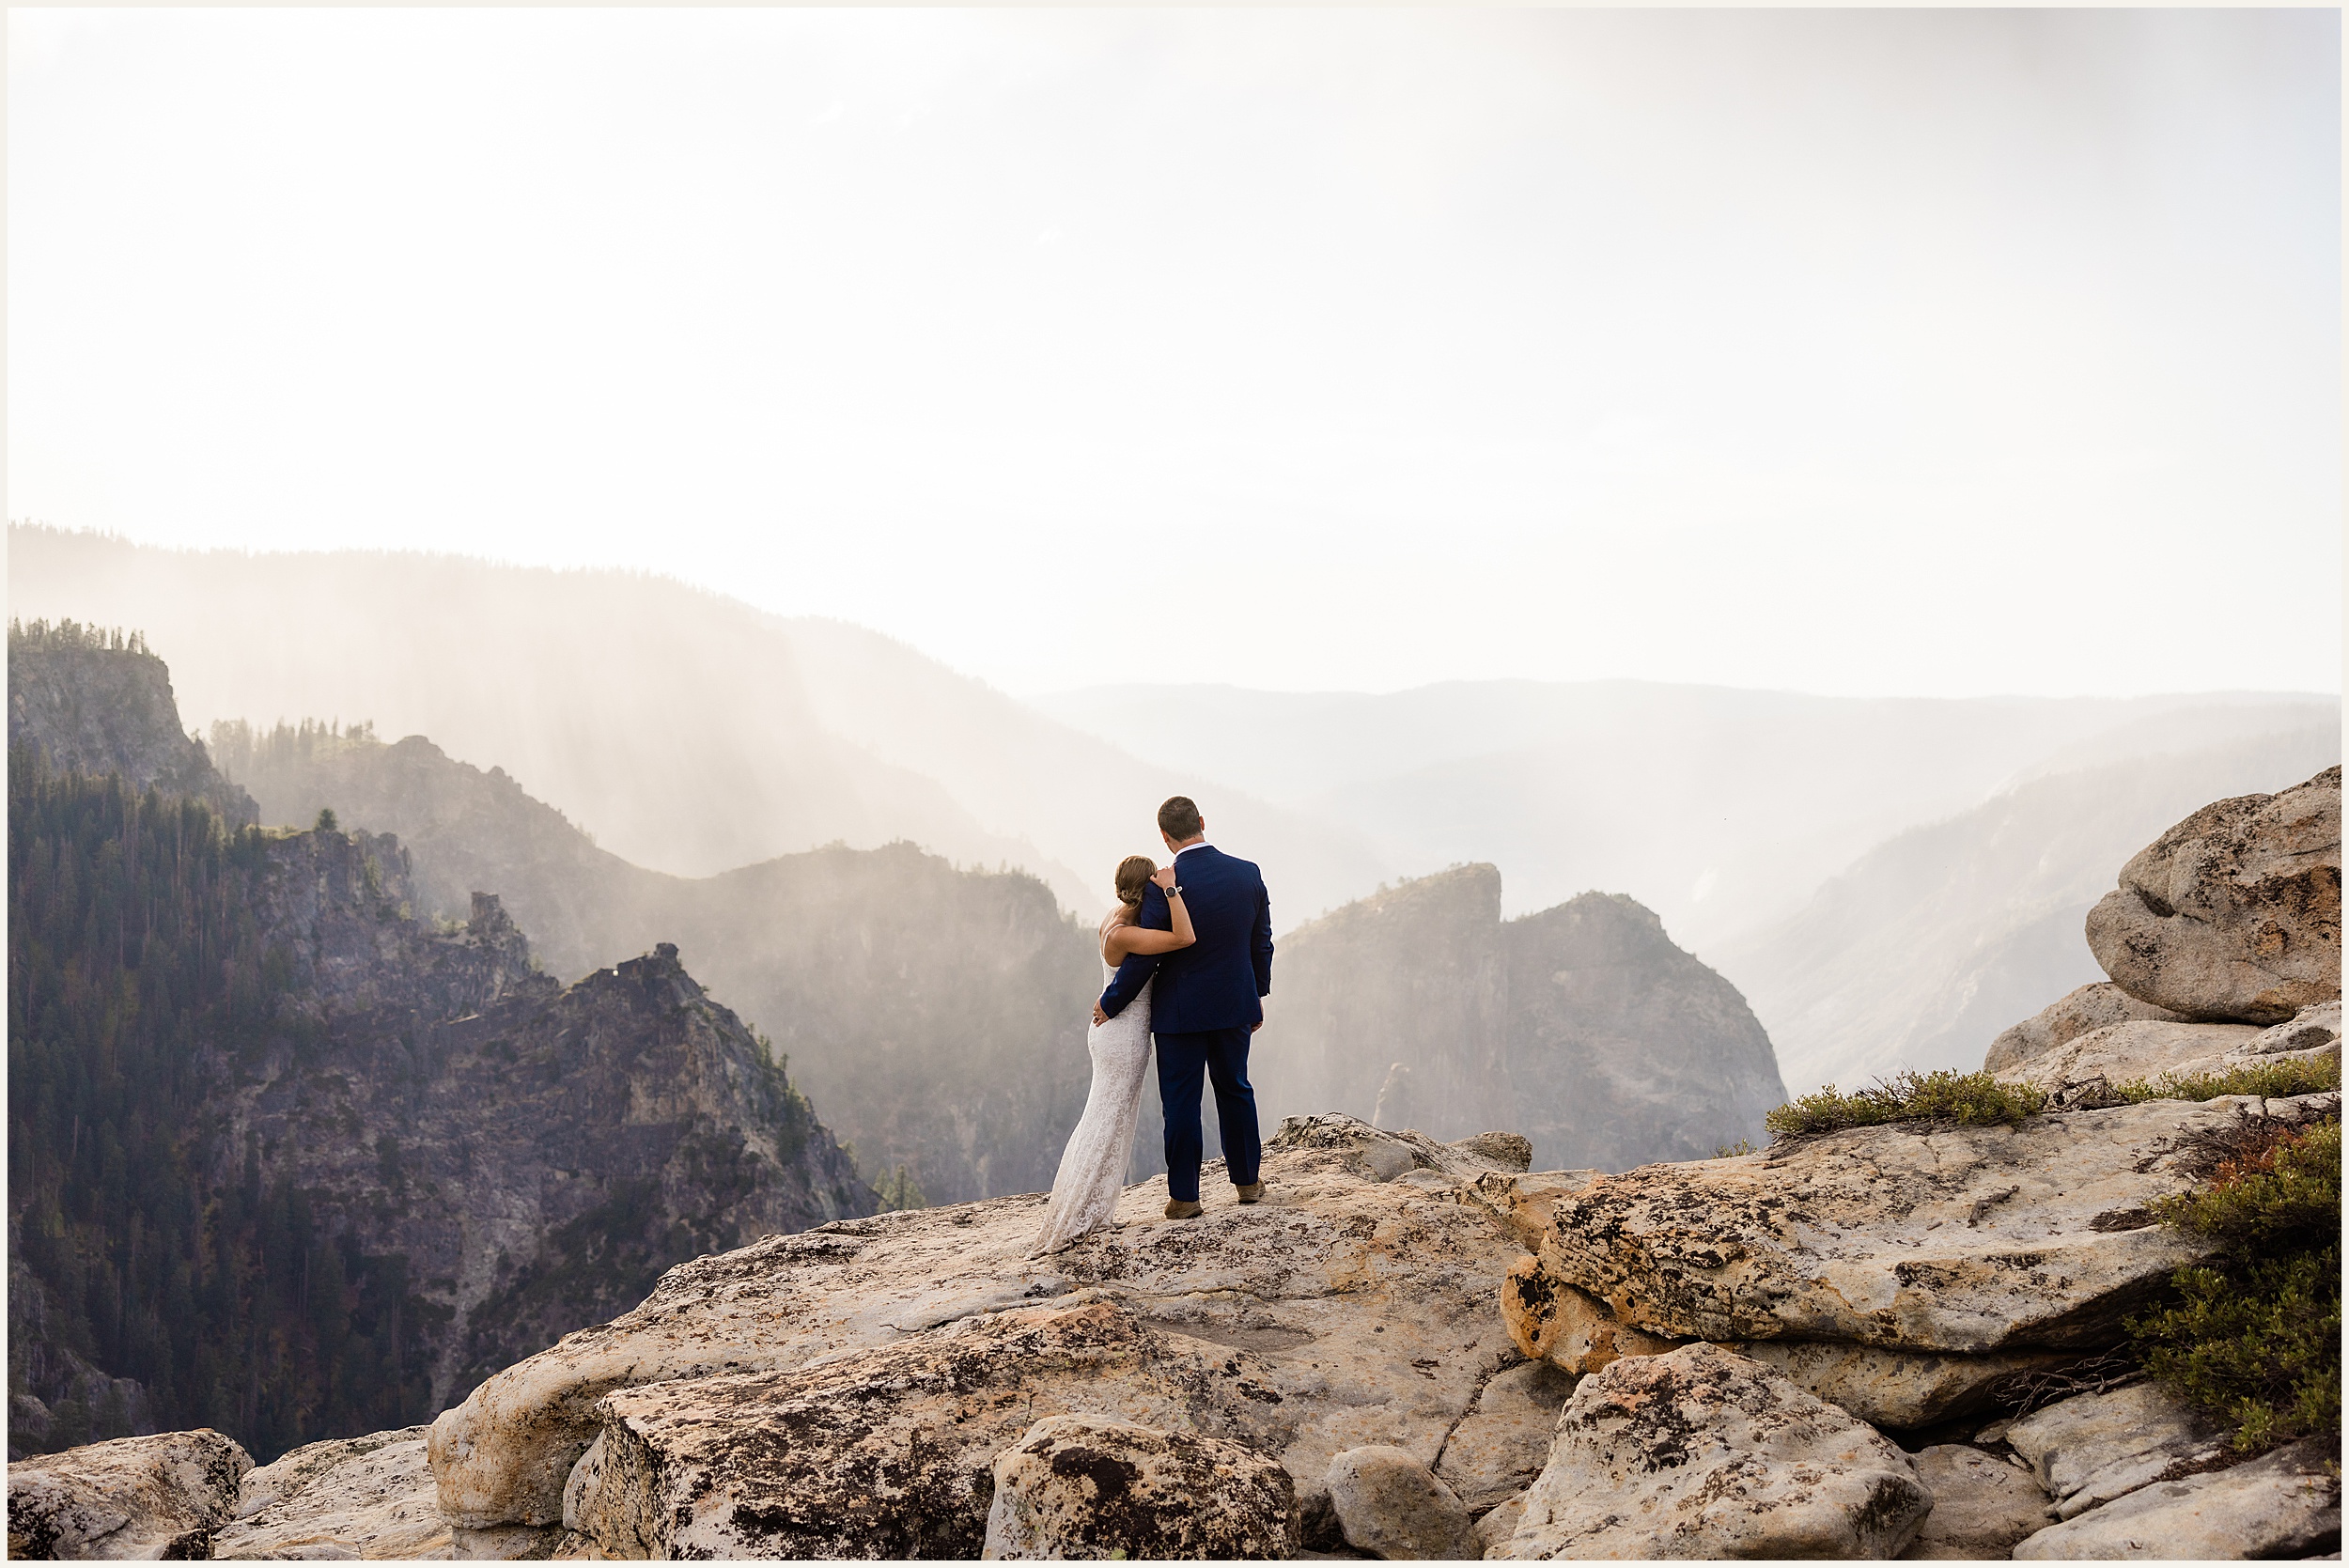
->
[[2116, 1054, 2342, 1106], [1765, 1069, 2048, 1140], [2130, 1117, 2341, 1453]]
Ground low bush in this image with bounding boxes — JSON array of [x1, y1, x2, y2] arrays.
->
[[1765, 1069, 2047, 1140], [2116, 1054, 2341, 1106], [2130, 1119, 2341, 1453]]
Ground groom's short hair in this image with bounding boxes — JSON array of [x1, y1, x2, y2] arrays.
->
[[1159, 796, 1204, 841]]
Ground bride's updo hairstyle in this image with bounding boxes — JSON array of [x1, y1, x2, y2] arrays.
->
[[1113, 856, 1158, 911]]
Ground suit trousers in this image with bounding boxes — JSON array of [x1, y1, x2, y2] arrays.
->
[[1154, 1025, 1262, 1203]]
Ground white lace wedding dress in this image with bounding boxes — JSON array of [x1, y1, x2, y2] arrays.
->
[[1028, 959, 1153, 1256]]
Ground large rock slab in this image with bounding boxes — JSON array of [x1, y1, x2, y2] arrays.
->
[[981, 1414, 1299, 1560], [2012, 1440, 2341, 1560], [2242, 998, 2343, 1056], [1501, 1261, 1682, 1374], [1504, 1256, 2079, 1429], [432, 1115, 1530, 1530], [1997, 1019, 2263, 1094], [2084, 767, 2341, 1025], [1898, 1444, 2053, 1560], [1492, 1343, 1931, 1560], [2003, 1381, 2221, 1521], [214, 1427, 451, 1560], [1731, 1341, 2083, 1430], [1325, 1445, 1475, 1560], [563, 1299, 1293, 1558], [8, 1429, 252, 1560], [1465, 1169, 1601, 1252], [1429, 1359, 1578, 1512], [1985, 983, 2187, 1075], [1528, 1095, 2342, 1354]]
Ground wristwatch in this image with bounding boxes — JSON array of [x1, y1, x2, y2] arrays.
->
[[1166, 885, 1184, 896]]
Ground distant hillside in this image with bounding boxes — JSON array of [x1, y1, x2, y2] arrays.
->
[[1257, 864, 1785, 1170], [209, 716, 1102, 1206], [7, 638, 871, 1463], [7, 525, 1391, 923], [1712, 724, 2344, 1092], [1034, 681, 2341, 951]]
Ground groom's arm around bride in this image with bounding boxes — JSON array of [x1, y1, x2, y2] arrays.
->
[[1099, 797, 1275, 1213]]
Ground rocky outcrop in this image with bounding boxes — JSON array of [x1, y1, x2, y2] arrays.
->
[[7, 1429, 252, 1559], [2002, 1381, 2223, 1523], [1728, 1341, 2079, 1432], [2010, 1440, 2341, 1560], [562, 1300, 1294, 1558], [431, 1115, 1543, 1544], [2245, 997, 2343, 1055], [210, 720, 1102, 1206], [1324, 1446, 1476, 1560], [1489, 1343, 1932, 1559], [2084, 767, 2341, 1024], [215, 831, 873, 1417], [12, 668, 873, 1467], [213, 1427, 450, 1560], [1261, 866, 1787, 1169], [1521, 1095, 2341, 1355], [1427, 1360, 1576, 1514], [1500, 1265, 1679, 1377], [1996, 1019, 2262, 1095], [7, 621, 256, 826], [983, 1415, 1299, 1560], [1985, 982, 2187, 1074], [1990, 1003, 2340, 1109], [1900, 1444, 2054, 1560]]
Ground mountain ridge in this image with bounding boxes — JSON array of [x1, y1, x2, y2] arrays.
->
[[5, 629, 874, 1462]]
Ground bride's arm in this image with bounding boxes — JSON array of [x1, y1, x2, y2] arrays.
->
[[1105, 872, 1196, 956]]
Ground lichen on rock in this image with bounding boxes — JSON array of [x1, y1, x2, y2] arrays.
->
[[1491, 1342, 1932, 1560]]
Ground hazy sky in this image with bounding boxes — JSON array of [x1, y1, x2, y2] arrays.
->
[[9, 8, 2340, 698]]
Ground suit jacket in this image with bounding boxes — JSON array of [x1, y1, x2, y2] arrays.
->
[[1099, 844, 1274, 1033]]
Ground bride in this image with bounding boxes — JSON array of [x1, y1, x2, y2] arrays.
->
[[1028, 856, 1195, 1255]]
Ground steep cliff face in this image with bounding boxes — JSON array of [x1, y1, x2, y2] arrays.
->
[[219, 830, 873, 1412], [8, 621, 255, 825], [209, 722, 663, 982], [1257, 866, 1784, 1168], [210, 720, 1101, 1204], [8, 656, 871, 1462]]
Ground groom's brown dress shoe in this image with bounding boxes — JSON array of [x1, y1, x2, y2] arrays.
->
[[1164, 1199, 1204, 1219], [1234, 1183, 1265, 1204]]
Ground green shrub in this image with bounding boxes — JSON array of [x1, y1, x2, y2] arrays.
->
[[2129, 1120, 2341, 1452], [1766, 1069, 2048, 1140], [2116, 1054, 2341, 1106]]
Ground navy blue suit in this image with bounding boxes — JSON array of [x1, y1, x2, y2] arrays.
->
[[1099, 844, 1274, 1202]]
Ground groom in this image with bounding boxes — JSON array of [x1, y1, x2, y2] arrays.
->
[[1096, 796, 1274, 1219]]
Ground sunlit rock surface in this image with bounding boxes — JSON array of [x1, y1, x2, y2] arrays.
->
[[981, 1414, 1299, 1561], [2085, 766, 2341, 1024], [1490, 1343, 1931, 1560], [1985, 981, 2189, 1075], [213, 1427, 450, 1560], [7, 1429, 252, 1560], [2011, 1440, 2341, 1560], [431, 1115, 1536, 1535]]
